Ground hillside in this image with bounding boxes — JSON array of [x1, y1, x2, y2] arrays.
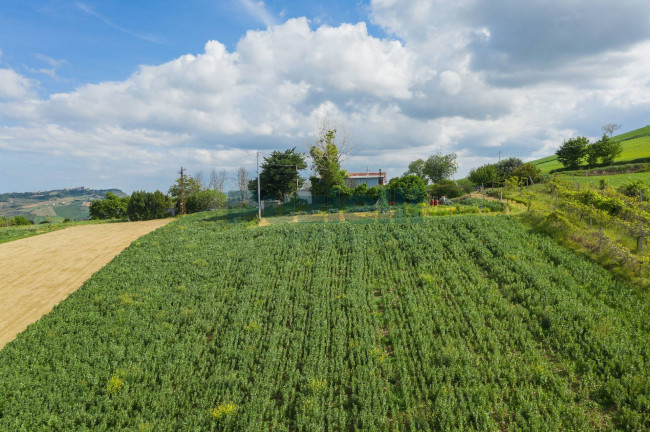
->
[[0, 187, 126, 222], [0, 212, 647, 430], [532, 125, 650, 173]]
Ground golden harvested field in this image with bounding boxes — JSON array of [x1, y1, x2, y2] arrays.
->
[[0, 219, 171, 349]]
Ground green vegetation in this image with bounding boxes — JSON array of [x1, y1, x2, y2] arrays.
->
[[493, 177, 649, 287], [404, 153, 458, 184], [169, 175, 228, 214], [533, 125, 650, 174], [1, 213, 647, 430], [309, 129, 348, 197], [0, 219, 112, 244], [0, 187, 126, 222], [567, 171, 650, 189], [90, 192, 130, 220], [388, 175, 427, 203], [248, 147, 307, 200], [127, 191, 170, 221]]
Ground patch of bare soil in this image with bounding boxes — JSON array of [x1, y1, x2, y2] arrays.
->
[[0, 219, 171, 349]]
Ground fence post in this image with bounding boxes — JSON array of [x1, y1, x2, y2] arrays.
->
[[639, 222, 645, 251], [598, 224, 603, 253], [589, 204, 593, 229], [527, 195, 532, 212]]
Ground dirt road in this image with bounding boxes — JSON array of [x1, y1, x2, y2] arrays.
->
[[0, 219, 171, 349]]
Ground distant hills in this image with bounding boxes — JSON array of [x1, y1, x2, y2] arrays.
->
[[532, 125, 650, 174], [0, 187, 126, 222]]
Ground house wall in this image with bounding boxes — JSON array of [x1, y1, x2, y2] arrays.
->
[[346, 177, 382, 188]]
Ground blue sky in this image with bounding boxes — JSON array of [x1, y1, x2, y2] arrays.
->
[[1, 0, 649, 193]]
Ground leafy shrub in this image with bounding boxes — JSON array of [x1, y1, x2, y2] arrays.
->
[[618, 179, 649, 199], [456, 198, 506, 212], [428, 180, 464, 199], [10, 215, 32, 226]]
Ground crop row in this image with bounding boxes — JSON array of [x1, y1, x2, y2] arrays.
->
[[0, 213, 647, 430]]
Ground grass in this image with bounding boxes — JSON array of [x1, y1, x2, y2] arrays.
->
[[493, 182, 650, 288], [532, 126, 650, 174], [1, 212, 647, 430], [559, 171, 650, 189], [0, 219, 124, 244]]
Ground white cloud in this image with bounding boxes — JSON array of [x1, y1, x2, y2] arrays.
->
[[0, 68, 34, 100], [238, 0, 277, 28], [1, 4, 650, 192]]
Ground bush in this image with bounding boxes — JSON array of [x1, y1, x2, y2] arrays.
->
[[127, 190, 170, 221], [388, 175, 427, 203], [456, 197, 506, 212], [10, 215, 32, 226], [428, 180, 465, 199], [510, 163, 541, 183], [618, 179, 649, 199], [186, 189, 228, 213], [89, 192, 129, 220]]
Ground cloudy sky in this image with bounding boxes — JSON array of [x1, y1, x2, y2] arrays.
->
[[1, 0, 649, 193]]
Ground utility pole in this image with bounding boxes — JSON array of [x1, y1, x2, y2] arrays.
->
[[257, 152, 261, 221], [179, 166, 186, 216]]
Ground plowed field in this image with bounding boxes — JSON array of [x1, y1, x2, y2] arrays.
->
[[0, 219, 170, 349]]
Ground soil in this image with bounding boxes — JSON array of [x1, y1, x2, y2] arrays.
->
[[0, 219, 171, 349]]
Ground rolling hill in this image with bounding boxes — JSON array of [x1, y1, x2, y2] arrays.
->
[[532, 125, 650, 174], [0, 187, 126, 222]]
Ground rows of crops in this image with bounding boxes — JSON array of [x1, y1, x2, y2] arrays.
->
[[0, 213, 648, 430]]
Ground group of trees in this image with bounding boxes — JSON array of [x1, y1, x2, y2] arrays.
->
[[468, 157, 542, 187], [168, 175, 228, 214], [555, 134, 623, 170], [404, 153, 458, 184], [90, 172, 230, 221], [0, 215, 32, 226], [90, 191, 170, 221]]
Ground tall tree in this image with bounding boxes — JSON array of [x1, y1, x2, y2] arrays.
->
[[193, 171, 205, 189], [555, 137, 589, 169], [309, 129, 348, 197], [89, 192, 129, 220], [237, 168, 250, 204], [404, 159, 428, 183], [168, 175, 202, 213], [597, 133, 623, 164], [468, 164, 498, 187], [423, 153, 458, 184], [493, 157, 523, 177], [209, 169, 227, 192], [249, 148, 307, 201], [601, 123, 621, 138]]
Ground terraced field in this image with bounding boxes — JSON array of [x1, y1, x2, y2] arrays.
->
[[0, 213, 647, 431]]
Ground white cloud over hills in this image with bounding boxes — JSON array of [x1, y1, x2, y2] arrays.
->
[[1, 1, 649, 192]]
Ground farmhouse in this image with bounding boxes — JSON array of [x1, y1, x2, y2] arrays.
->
[[344, 170, 387, 189]]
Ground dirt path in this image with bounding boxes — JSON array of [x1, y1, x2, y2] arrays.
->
[[0, 219, 171, 349]]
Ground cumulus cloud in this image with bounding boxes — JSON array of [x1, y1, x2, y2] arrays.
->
[[0, 68, 34, 100], [1, 2, 650, 192]]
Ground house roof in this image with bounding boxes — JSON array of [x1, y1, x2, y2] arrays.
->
[[347, 172, 387, 178]]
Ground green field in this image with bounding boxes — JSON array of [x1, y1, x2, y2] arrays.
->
[[0, 219, 121, 244], [1, 213, 647, 431], [563, 171, 650, 189], [533, 126, 650, 174]]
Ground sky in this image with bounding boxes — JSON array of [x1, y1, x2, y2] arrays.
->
[[1, 0, 649, 193]]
